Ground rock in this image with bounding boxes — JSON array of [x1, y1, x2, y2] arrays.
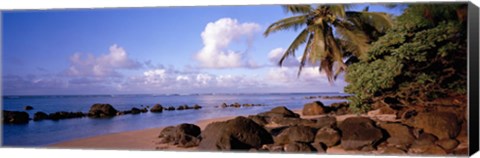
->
[[150, 104, 164, 113], [193, 104, 202, 110], [247, 115, 267, 126], [158, 126, 177, 143], [3, 110, 30, 124], [258, 106, 299, 118], [302, 101, 329, 116], [48, 111, 85, 120], [378, 106, 397, 115], [436, 139, 459, 151], [24, 105, 34, 110], [412, 133, 438, 146], [231, 103, 241, 108], [310, 116, 337, 129], [330, 102, 350, 115], [311, 142, 326, 153], [269, 116, 315, 127], [198, 116, 273, 150], [314, 127, 340, 147], [176, 123, 201, 137], [165, 106, 175, 111], [382, 146, 406, 155], [242, 104, 252, 107], [158, 123, 201, 147], [140, 108, 148, 113], [177, 105, 187, 110], [338, 117, 383, 150], [33, 112, 48, 121], [131, 108, 141, 114], [378, 122, 415, 148], [88, 103, 118, 118], [403, 112, 460, 139], [261, 144, 283, 152], [274, 125, 316, 145], [220, 103, 228, 108], [409, 145, 447, 155], [284, 142, 315, 152]]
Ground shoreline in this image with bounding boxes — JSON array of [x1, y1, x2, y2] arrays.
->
[[48, 114, 253, 150]]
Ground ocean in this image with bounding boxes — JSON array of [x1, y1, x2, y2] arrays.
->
[[2, 93, 348, 147]]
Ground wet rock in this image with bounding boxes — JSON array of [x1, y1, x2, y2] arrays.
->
[[88, 103, 118, 118], [338, 117, 383, 150], [24, 105, 34, 110], [33, 111, 48, 121], [314, 127, 340, 147], [150, 104, 164, 113], [403, 112, 460, 139], [379, 122, 415, 148], [177, 105, 188, 110], [48, 111, 85, 120], [220, 103, 228, 108], [231, 103, 241, 108], [165, 106, 176, 111], [3, 110, 30, 124], [274, 125, 316, 145], [284, 142, 315, 152], [131, 108, 141, 114], [140, 108, 148, 113], [198, 116, 273, 150], [436, 139, 459, 152], [302, 101, 329, 116], [193, 104, 202, 110]]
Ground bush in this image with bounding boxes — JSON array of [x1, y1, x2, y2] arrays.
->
[[344, 4, 467, 113]]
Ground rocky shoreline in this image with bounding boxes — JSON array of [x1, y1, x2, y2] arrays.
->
[[153, 99, 468, 156]]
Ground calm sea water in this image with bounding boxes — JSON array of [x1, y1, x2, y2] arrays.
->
[[2, 93, 348, 147]]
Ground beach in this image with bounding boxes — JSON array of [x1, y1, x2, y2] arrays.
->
[[49, 115, 237, 150]]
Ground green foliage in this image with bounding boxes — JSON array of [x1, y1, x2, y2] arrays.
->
[[345, 3, 467, 112]]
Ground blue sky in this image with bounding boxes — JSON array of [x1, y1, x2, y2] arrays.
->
[[2, 4, 405, 95]]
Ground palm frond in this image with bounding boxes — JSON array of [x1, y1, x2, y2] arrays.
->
[[264, 15, 308, 36], [346, 11, 393, 33], [328, 5, 346, 19], [279, 29, 310, 66], [298, 33, 314, 76], [334, 21, 370, 59], [282, 5, 312, 14]]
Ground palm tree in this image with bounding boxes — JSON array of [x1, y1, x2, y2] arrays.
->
[[264, 5, 393, 82]]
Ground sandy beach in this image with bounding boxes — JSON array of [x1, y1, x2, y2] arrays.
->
[[49, 115, 239, 150]]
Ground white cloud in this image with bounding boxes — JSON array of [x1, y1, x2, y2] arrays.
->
[[196, 18, 260, 68], [67, 44, 141, 77], [268, 48, 300, 67]]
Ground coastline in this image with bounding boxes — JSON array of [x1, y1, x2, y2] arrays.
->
[[47, 113, 262, 150]]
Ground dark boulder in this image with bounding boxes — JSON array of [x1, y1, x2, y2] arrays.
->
[[33, 111, 48, 121], [314, 127, 340, 147], [198, 116, 273, 150], [88, 103, 118, 118], [150, 104, 164, 113], [247, 115, 268, 126], [176, 123, 201, 137], [329, 102, 350, 115], [302, 101, 329, 116], [269, 116, 315, 127], [48, 111, 85, 120], [436, 139, 459, 152], [177, 105, 188, 110], [24, 105, 34, 110], [3, 110, 30, 124], [338, 117, 384, 150], [165, 106, 176, 111], [158, 126, 177, 143], [131, 108, 141, 114], [220, 103, 228, 108], [309, 116, 337, 129], [379, 122, 415, 148], [311, 142, 327, 153], [274, 125, 316, 145], [403, 112, 460, 139], [158, 123, 201, 147]]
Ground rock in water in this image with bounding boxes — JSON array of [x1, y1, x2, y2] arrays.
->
[[403, 112, 460, 139], [24, 105, 34, 110], [88, 103, 118, 118], [302, 101, 329, 116], [198, 116, 273, 150], [33, 111, 48, 121], [3, 110, 30, 124], [314, 127, 340, 147], [379, 122, 415, 148], [274, 125, 316, 145], [131, 108, 141, 114], [338, 117, 383, 150], [150, 104, 164, 113]]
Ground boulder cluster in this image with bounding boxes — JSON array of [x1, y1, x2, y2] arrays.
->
[[155, 100, 468, 155]]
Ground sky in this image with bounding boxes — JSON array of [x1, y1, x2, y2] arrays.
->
[[1, 4, 405, 95]]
